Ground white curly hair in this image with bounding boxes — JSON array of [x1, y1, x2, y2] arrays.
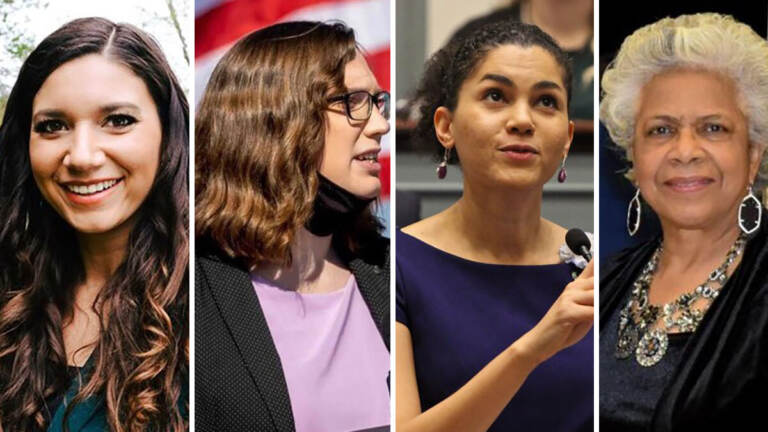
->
[[600, 13, 768, 179]]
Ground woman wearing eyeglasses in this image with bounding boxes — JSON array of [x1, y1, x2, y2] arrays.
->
[[195, 21, 391, 432]]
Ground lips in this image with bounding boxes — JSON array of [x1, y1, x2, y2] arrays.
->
[[353, 149, 380, 162], [59, 177, 124, 205], [63, 178, 123, 196], [499, 143, 539, 161], [663, 176, 714, 193], [352, 149, 381, 175]]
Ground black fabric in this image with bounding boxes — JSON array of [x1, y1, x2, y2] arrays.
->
[[305, 174, 375, 236], [599, 216, 768, 431], [195, 238, 390, 432], [600, 284, 690, 431]]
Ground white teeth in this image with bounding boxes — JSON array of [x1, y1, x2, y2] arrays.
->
[[355, 153, 378, 162], [65, 179, 120, 195]]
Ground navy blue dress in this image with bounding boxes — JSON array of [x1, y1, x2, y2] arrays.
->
[[396, 231, 593, 431]]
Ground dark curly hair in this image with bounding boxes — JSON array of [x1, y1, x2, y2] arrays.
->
[[415, 21, 573, 163], [0, 17, 188, 432]]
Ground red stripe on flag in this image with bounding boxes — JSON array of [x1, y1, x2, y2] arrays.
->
[[378, 154, 390, 199], [196, 0, 362, 58]]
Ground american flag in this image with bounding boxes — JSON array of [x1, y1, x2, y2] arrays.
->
[[195, 0, 391, 230]]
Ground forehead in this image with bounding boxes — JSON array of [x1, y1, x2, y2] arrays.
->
[[343, 53, 380, 91], [637, 69, 743, 119], [33, 54, 153, 112], [467, 44, 565, 88]]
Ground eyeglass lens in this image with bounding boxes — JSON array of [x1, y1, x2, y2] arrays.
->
[[347, 91, 390, 120]]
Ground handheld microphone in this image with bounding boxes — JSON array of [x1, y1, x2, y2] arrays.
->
[[566, 228, 592, 262]]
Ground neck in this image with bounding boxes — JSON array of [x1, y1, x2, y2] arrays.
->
[[75, 221, 132, 307], [256, 228, 341, 292], [659, 213, 742, 270], [523, 1, 591, 51], [450, 180, 551, 263]]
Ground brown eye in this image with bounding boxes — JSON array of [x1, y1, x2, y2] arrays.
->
[[484, 89, 504, 102], [648, 125, 673, 136], [538, 95, 558, 109], [34, 119, 67, 134], [104, 114, 137, 128]]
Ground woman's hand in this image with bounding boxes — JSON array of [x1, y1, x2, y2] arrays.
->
[[516, 260, 594, 365]]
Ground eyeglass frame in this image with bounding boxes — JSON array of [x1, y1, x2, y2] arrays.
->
[[327, 90, 391, 121]]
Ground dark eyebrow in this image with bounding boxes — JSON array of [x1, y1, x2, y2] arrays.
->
[[533, 80, 564, 93], [32, 109, 67, 121], [99, 103, 140, 114], [479, 74, 514, 87]]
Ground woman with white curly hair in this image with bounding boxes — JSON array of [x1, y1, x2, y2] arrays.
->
[[599, 13, 768, 431]]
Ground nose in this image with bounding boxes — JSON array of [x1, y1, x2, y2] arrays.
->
[[506, 101, 535, 136], [363, 104, 390, 138], [62, 126, 106, 171], [668, 127, 705, 165]]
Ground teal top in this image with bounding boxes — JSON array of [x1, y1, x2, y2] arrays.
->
[[47, 358, 189, 432]]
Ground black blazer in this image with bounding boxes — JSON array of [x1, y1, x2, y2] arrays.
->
[[195, 240, 389, 432]]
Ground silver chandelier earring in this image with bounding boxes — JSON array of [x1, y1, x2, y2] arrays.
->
[[738, 184, 762, 235], [627, 188, 641, 236]]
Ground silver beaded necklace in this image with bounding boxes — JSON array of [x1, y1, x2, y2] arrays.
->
[[615, 233, 747, 367]]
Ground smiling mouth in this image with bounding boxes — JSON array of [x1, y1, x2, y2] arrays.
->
[[663, 177, 714, 192], [63, 178, 124, 196]]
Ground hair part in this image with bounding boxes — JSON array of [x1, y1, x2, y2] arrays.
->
[[196, 20, 383, 269], [414, 21, 573, 163], [600, 13, 768, 179], [0, 17, 188, 432]]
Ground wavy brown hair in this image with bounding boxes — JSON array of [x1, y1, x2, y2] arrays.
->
[[0, 18, 188, 432], [196, 21, 383, 268]]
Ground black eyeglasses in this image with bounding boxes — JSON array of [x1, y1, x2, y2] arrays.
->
[[328, 90, 390, 121]]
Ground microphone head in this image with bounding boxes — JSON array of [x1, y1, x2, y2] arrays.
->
[[566, 228, 591, 255]]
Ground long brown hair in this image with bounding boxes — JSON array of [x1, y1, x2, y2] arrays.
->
[[196, 21, 383, 268], [0, 18, 188, 432]]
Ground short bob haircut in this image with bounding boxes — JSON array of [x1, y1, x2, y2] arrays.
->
[[196, 21, 383, 269], [600, 13, 768, 178]]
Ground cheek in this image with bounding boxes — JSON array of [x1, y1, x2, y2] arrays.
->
[[28, 140, 62, 185], [120, 126, 162, 194], [321, 117, 356, 173]]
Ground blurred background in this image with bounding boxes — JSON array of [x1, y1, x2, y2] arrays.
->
[[0, 0, 192, 123], [195, 0, 392, 231], [599, 2, 768, 257], [395, 0, 595, 233]]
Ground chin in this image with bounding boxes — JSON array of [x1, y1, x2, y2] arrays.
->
[[349, 176, 381, 199]]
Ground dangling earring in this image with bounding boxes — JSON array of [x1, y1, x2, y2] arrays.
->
[[436, 147, 451, 179], [557, 157, 567, 183], [24, 210, 29, 232], [627, 188, 641, 236], [738, 184, 762, 235]]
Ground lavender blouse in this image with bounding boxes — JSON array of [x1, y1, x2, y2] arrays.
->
[[251, 274, 390, 432]]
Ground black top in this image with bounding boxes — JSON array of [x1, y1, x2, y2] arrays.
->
[[600, 285, 691, 431], [194, 238, 389, 432], [599, 217, 768, 431]]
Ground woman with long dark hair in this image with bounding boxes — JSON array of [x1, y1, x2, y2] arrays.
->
[[0, 17, 188, 432], [195, 21, 390, 432]]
